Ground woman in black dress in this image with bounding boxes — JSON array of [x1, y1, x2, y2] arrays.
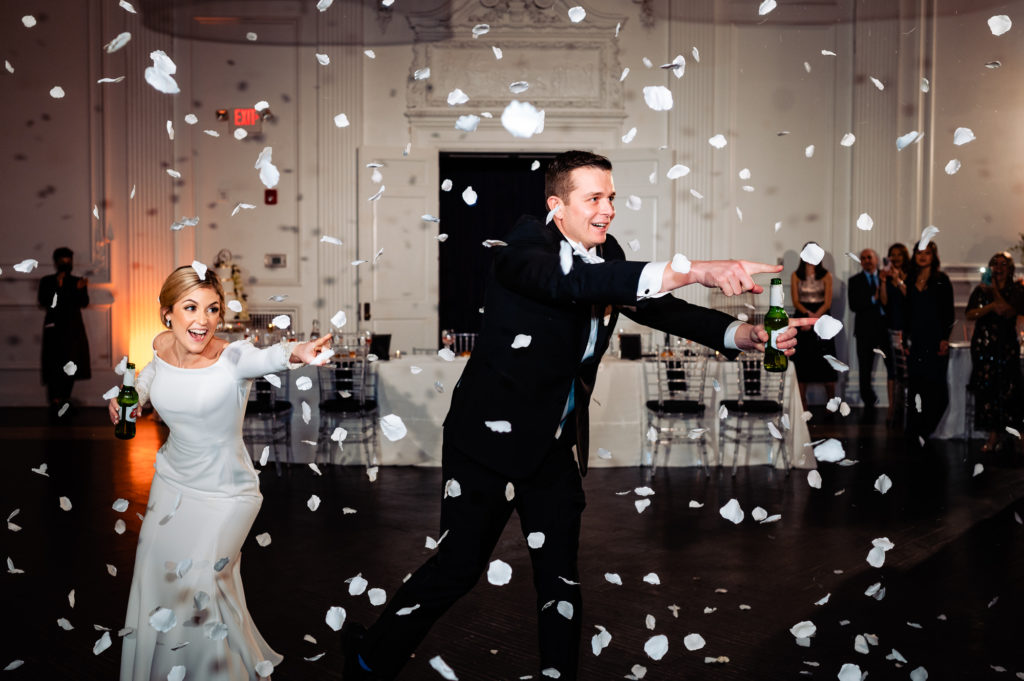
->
[[966, 251, 1023, 452], [790, 252, 837, 407], [903, 241, 954, 441], [879, 242, 910, 425]]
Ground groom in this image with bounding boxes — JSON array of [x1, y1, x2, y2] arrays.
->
[[344, 150, 813, 679]]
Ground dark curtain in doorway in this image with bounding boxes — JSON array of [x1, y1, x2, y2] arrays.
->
[[437, 152, 554, 342]]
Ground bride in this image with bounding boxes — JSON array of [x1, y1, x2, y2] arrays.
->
[[109, 264, 332, 681]]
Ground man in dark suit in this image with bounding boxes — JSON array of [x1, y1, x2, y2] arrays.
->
[[848, 248, 892, 407], [343, 151, 813, 680], [37, 246, 91, 416]]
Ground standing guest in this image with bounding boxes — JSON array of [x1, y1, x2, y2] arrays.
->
[[110, 265, 332, 681], [37, 247, 91, 416], [879, 242, 910, 424], [848, 248, 892, 409], [790, 250, 837, 407], [341, 151, 815, 681], [903, 241, 955, 441], [966, 251, 1024, 452]]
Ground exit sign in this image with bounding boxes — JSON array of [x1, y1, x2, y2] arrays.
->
[[234, 108, 261, 127]]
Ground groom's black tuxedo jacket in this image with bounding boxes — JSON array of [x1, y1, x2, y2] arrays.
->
[[443, 215, 740, 478]]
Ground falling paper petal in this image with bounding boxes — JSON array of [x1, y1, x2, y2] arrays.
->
[[841, 133, 856, 147], [856, 213, 873, 231], [454, 115, 480, 132], [487, 559, 512, 585], [501, 100, 545, 138], [94, 631, 112, 655], [621, 127, 637, 144], [429, 656, 458, 681], [447, 88, 469, 106], [380, 414, 407, 441], [897, 130, 922, 150], [485, 420, 512, 433], [918, 225, 939, 251], [644, 634, 669, 660], [870, 76, 885, 90], [808, 469, 822, 488], [568, 6, 586, 22], [709, 134, 728, 148], [626, 195, 642, 211], [642, 86, 673, 111], [758, 0, 777, 15], [145, 50, 180, 94], [719, 498, 744, 524], [800, 243, 825, 265], [462, 186, 478, 206], [527, 532, 545, 549], [271, 314, 290, 330], [988, 15, 1012, 36], [953, 127, 976, 146], [813, 315, 842, 339], [874, 474, 892, 494], [667, 164, 690, 180], [813, 438, 845, 462], [805, 145, 815, 158], [149, 608, 177, 633], [823, 355, 849, 372], [671, 253, 691, 274], [13, 259, 39, 274], [325, 606, 346, 631]]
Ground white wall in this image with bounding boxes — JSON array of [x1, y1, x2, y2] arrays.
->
[[1, 0, 1021, 405]]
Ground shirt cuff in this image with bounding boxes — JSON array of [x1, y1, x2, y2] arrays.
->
[[723, 320, 744, 350], [637, 261, 669, 299]]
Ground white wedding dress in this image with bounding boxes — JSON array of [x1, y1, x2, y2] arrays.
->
[[120, 339, 295, 681]]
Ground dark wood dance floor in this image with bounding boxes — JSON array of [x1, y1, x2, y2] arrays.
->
[[2, 407, 1023, 680]]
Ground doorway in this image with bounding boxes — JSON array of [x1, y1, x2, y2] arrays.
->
[[437, 152, 556, 338]]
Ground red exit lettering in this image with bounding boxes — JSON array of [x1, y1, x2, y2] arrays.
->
[[233, 108, 259, 126]]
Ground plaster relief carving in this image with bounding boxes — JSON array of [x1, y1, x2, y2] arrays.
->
[[405, 0, 626, 123]]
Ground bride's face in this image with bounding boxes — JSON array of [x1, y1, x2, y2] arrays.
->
[[164, 286, 221, 353]]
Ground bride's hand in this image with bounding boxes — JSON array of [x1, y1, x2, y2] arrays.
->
[[290, 333, 333, 365]]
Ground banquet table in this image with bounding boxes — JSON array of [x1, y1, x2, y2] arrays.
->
[[933, 343, 983, 440], [373, 355, 815, 469]]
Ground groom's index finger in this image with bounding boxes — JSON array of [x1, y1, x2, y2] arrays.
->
[[788, 317, 819, 328], [741, 261, 785, 275]]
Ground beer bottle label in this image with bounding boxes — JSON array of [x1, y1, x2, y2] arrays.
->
[[121, 405, 137, 423]]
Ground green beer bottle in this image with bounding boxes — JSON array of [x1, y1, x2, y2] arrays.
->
[[763, 278, 789, 372], [114, 362, 139, 440]]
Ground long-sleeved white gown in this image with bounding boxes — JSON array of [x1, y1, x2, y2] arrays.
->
[[120, 339, 294, 681]]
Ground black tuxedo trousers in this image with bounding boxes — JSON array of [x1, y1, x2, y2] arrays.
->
[[361, 431, 586, 679]]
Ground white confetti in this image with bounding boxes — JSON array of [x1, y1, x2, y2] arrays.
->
[[813, 438, 845, 462], [429, 656, 459, 680], [105, 32, 132, 53], [870, 76, 885, 90], [59, 496, 72, 511], [813, 315, 842, 339], [805, 144, 815, 158], [254, 146, 280, 189], [93, 631, 112, 655], [671, 253, 691, 274], [944, 159, 961, 175], [462, 186, 478, 206], [683, 633, 706, 651], [454, 115, 480, 132], [807, 470, 822, 489], [823, 355, 849, 372], [841, 133, 856, 147], [917, 225, 940, 251], [348, 573, 368, 596], [13, 259, 39, 273], [380, 414, 407, 441], [874, 474, 892, 494], [856, 213, 873, 231], [867, 537, 894, 567], [973, 462, 984, 477], [642, 86, 674, 111], [501, 100, 545, 138], [270, 314, 290, 330], [446, 88, 469, 106], [953, 127, 976, 146], [719, 498, 744, 524], [758, 0, 777, 15], [49, 85, 67, 99], [897, 130, 923, 150], [667, 164, 690, 180], [988, 15, 1012, 36], [568, 6, 586, 22], [709, 133, 728, 149], [325, 606, 346, 631], [511, 334, 532, 349], [527, 532, 545, 549], [644, 634, 669, 660], [800, 242, 825, 265], [145, 50, 180, 94], [148, 607, 177, 633], [626, 195, 642, 211], [255, 532, 272, 547], [485, 420, 512, 433], [487, 559, 512, 585]]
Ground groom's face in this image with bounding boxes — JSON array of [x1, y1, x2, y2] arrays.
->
[[548, 166, 616, 250]]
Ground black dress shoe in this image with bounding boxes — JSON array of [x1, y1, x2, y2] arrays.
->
[[341, 622, 382, 680]]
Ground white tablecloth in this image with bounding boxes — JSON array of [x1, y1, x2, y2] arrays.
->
[[933, 344, 982, 440], [374, 356, 814, 469]]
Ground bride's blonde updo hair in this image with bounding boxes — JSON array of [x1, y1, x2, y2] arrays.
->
[[158, 265, 225, 327]]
